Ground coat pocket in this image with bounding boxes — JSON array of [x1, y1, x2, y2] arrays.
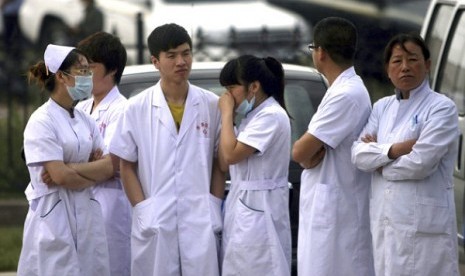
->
[[224, 199, 275, 275], [415, 196, 450, 234], [133, 197, 159, 238], [312, 183, 339, 227]]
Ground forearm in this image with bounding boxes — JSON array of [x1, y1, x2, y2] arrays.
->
[[44, 161, 96, 190], [351, 141, 393, 172], [292, 133, 324, 164], [210, 158, 226, 199], [68, 155, 114, 182], [120, 159, 145, 206], [219, 112, 238, 165]]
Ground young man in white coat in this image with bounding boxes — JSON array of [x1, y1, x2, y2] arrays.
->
[[76, 31, 131, 276], [109, 23, 225, 276], [292, 17, 375, 276]]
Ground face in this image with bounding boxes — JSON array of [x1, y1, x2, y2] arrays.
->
[[225, 83, 255, 108], [152, 42, 192, 84], [61, 54, 91, 87], [88, 62, 115, 98], [308, 43, 322, 72], [387, 41, 431, 93]]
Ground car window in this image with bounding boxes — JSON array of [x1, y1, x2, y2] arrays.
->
[[424, 3, 455, 80], [436, 9, 465, 115], [285, 84, 315, 144]]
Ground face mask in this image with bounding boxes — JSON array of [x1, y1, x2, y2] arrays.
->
[[66, 75, 93, 101], [235, 96, 255, 115]]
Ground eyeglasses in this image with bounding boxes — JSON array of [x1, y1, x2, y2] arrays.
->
[[308, 43, 318, 52], [63, 68, 93, 77]]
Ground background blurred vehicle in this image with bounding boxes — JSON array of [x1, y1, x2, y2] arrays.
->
[[420, 0, 465, 270], [267, 0, 430, 81], [18, 0, 312, 65], [119, 61, 328, 275]]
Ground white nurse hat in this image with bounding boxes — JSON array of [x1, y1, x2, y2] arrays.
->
[[44, 44, 75, 74]]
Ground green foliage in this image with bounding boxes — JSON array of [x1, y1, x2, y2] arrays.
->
[[0, 99, 38, 196], [0, 226, 22, 271]]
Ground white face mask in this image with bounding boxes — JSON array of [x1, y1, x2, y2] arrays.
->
[[66, 75, 93, 101], [235, 96, 255, 115]]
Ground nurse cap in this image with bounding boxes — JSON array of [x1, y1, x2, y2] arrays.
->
[[44, 44, 75, 74]]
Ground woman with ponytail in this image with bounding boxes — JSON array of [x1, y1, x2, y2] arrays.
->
[[218, 55, 292, 276]]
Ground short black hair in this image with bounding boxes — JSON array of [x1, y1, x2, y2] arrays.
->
[[147, 23, 192, 59], [78, 31, 127, 84], [313, 17, 357, 66]]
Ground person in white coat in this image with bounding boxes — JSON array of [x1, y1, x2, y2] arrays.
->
[[109, 23, 225, 276], [76, 32, 131, 276], [18, 44, 113, 275], [292, 17, 375, 276], [218, 55, 292, 276], [352, 33, 460, 276]]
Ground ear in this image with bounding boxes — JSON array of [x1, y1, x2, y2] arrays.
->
[[425, 58, 431, 73], [151, 55, 160, 70], [250, 81, 260, 94], [55, 71, 68, 84]]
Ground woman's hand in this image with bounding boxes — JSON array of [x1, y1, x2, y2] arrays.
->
[[89, 148, 103, 162], [218, 91, 235, 115]]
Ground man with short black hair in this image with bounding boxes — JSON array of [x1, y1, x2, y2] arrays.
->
[[293, 17, 375, 276], [110, 23, 224, 276]]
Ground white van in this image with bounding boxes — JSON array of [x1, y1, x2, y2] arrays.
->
[[421, 0, 465, 266]]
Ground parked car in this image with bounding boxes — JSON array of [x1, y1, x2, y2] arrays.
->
[[267, 0, 430, 81], [420, 0, 465, 269], [18, 0, 312, 65], [118, 61, 327, 275]]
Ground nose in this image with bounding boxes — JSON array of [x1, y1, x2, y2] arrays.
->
[[400, 59, 410, 72], [176, 54, 186, 66]]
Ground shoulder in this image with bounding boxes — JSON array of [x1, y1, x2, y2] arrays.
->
[[126, 85, 154, 107], [189, 83, 219, 101]]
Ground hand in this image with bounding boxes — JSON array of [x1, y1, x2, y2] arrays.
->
[[361, 134, 377, 143], [218, 91, 235, 115], [41, 169, 57, 186], [89, 148, 103, 162], [299, 146, 326, 169]]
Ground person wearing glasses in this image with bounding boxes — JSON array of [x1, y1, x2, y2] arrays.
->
[[292, 17, 375, 276], [352, 33, 459, 275], [18, 44, 114, 275], [76, 32, 131, 276]]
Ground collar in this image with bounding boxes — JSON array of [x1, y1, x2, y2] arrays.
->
[[395, 78, 429, 100]]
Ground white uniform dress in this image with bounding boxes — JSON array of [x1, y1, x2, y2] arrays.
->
[[352, 79, 459, 276], [18, 99, 110, 276], [222, 97, 292, 276], [109, 82, 222, 276], [298, 67, 375, 276], [77, 86, 131, 276]]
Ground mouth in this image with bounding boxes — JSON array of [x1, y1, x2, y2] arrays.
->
[[400, 75, 413, 80]]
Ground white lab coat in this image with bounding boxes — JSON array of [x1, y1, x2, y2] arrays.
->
[[109, 82, 222, 276], [352, 79, 460, 275], [222, 97, 292, 276], [77, 86, 131, 276], [298, 67, 375, 276], [18, 99, 110, 276]]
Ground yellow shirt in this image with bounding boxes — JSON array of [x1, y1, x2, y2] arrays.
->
[[168, 102, 185, 131]]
